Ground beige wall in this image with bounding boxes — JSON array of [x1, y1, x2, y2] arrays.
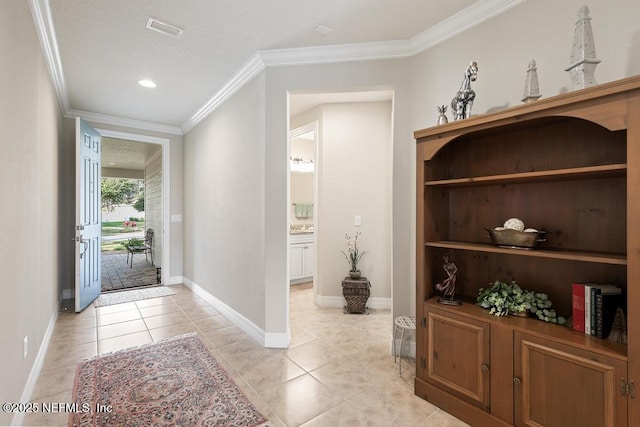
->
[[317, 101, 393, 300], [183, 73, 267, 328], [0, 0, 63, 424]]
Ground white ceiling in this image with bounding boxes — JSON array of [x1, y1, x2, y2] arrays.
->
[[38, 0, 524, 134], [102, 138, 161, 171]]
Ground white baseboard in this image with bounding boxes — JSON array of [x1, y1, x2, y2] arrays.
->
[[315, 294, 392, 310], [264, 331, 291, 348], [12, 309, 58, 427], [181, 277, 289, 348]]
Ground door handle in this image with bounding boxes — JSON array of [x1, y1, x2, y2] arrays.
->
[[78, 236, 89, 258]]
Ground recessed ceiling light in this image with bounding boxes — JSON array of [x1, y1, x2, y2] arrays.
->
[[138, 79, 157, 88], [314, 24, 333, 36]]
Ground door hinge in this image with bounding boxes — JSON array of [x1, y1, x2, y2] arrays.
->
[[621, 378, 636, 399], [421, 317, 426, 327], [420, 357, 426, 369]]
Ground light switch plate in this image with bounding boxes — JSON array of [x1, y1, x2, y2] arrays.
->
[[354, 215, 362, 226]]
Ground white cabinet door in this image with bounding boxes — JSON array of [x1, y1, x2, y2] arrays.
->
[[290, 234, 315, 282], [304, 243, 314, 277], [290, 244, 305, 280]]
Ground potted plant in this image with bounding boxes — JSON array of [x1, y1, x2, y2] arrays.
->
[[342, 231, 367, 279], [124, 237, 144, 250], [476, 280, 566, 324], [341, 231, 370, 313]]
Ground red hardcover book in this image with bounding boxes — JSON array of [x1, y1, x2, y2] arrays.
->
[[572, 283, 586, 332]]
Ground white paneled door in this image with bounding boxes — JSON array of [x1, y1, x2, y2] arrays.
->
[[75, 118, 102, 312]]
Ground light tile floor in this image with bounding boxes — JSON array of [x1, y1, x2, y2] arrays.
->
[[23, 284, 468, 426]]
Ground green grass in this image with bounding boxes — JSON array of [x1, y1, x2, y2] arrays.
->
[[101, 219, 145, 237], [101, 219, 145, 250], [102, 241, 126, 252]]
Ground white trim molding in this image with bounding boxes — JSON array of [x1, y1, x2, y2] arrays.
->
[[259, 39, 411, 67], [28, 0, 69, 113], [181, 54, 266, 133], [95, 128, 172, 287], [73, 109, 182, 135], [181, 277, 290, 348], [264, 331, 291, 349], [407, 0, 526, 56]]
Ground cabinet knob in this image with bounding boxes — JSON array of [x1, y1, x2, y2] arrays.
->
[[481, 364, 489, 372], [513, 377, 521, 385]]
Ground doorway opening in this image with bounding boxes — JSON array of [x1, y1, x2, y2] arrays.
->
[[97, 130, 171, 292], [287, 89, 395, 332], [288, 122, 317, 298]]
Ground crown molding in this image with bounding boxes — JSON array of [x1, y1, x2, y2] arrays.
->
[[259, 39, 411, 67], [95, 129, 171, 145], [28, 0, 69, 113], [408, 0, 526, 55], [187, 0, 526, 128], [181, 53, 265, 133], [68, 109, 183, 135], [32, 0, 526, 135]]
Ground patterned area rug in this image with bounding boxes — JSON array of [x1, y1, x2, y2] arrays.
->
[[93, 286, 175, 307], [69, 334, 268, 427]]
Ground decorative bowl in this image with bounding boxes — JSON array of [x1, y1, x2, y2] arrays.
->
[[484, 228, 547, 249]]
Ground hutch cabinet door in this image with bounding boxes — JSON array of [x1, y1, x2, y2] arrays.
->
[[426, 307, 491, 411], [514, 332, 627, 427]]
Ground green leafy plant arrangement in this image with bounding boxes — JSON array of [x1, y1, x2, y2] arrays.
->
[[477, 280, 566, 324], [124, 237, 144, 249]]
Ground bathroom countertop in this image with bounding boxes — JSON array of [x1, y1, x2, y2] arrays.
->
[[290, 230, 314, 235]]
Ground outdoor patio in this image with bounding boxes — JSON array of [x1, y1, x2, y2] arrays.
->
[[101, 250, 158, 292]]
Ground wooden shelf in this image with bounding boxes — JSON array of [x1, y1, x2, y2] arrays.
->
[[425, 164, 627, 187], [425, 241, 627, 265]]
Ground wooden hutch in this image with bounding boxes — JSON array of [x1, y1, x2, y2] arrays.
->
[[414, 75, 640, 426]]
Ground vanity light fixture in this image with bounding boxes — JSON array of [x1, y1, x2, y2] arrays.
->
[[290, 156, 314, 173], [138, 79, 157, 88]]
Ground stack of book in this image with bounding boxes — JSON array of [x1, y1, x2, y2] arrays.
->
[[572, 282, 624, 339]]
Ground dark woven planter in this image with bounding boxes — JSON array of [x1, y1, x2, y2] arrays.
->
[[342, 277, 371, 314]]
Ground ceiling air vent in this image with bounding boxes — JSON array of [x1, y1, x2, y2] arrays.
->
[[146, 17, 184, 38]]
